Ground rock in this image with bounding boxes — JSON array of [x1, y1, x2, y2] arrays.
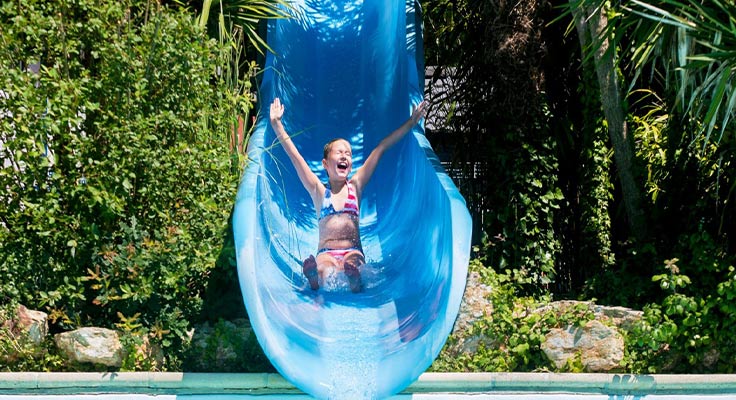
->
[[15, 305, 48, 344], [1, 304, 48, 344], [453, 271, 494, 333], [534, 301, 640, 372], [444, 271, 496, 355], [534, 300, 643, 331], [0, 305, 48, 364], [541, 319, 624, 372], [444, 276, 640, 372], [54, 327, 124, 367]]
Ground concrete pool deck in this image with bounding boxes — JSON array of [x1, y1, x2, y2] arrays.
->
[[1, 372, 736, 397]]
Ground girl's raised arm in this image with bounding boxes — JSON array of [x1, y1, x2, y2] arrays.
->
[[270, 98, 324, 201], [352, 101, 427, 192]]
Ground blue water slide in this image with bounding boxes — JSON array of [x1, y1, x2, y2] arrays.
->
[[232, 0, 472, 398]]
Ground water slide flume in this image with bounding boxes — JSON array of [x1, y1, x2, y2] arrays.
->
[[232, 0, 472, 398]]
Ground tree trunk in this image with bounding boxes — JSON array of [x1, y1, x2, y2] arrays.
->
[[571, 2, 646, 240]]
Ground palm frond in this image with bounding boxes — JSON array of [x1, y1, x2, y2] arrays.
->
[[205, 0, 294, 55], [616, 0, 736, 147]]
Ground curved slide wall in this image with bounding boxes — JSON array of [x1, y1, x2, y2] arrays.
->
[[232, 0, 472, 398]]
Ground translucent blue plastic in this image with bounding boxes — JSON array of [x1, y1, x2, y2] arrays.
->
[[232, 0, 472, 398]]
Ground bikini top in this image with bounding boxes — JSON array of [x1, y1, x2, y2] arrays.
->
[[319, 181, 359, 220]]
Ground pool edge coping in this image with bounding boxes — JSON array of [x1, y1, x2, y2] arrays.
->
[[2, 372, 736, 395]]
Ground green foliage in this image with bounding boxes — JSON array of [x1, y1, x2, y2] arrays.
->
[[624, 253, 736, 373], [0, 303, 65, 372], [554, 52, 617, 295], [423, 0, 736, 373], [630, 90, 670, 203], [423, 0, 609, 293], [0, 335, 65, 372], [582, 68, 735, 307], [584, 242, 659, 308], [485, 133, 564, 292], [577, 131, 615, 271], [616, 0, 736, 147], [181, 319, 273, 372], [431, 258, 594, 372], [197, 0, 292, 56], [0, 0, 251, 370]]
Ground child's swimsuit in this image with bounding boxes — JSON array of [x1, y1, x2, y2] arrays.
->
[[319, 181, 359, 220], [317, 247, 361, 261], [317, 181, 362, 260]]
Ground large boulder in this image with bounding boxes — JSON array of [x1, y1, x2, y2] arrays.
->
[[446, 274, 642, 372], [541, 319, 624, 372], [54, 327, 124, 367], [533, 300, 643, 331]]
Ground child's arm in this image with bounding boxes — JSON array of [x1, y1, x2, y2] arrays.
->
[[270, 98, 323, 200], [352, 101, 427, 191]]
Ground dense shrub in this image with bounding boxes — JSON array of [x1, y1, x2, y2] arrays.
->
[[430, 257, 593, 372], [433, 251, 736, 374], [0, 0, 247, 370], [624, 237, 736, 373]]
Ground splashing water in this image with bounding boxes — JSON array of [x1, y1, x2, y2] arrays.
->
[[311, 263, 399, 399], [320, 263, 385, 292]]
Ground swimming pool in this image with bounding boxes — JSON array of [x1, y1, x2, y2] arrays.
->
[[2, 372, 736, 399]]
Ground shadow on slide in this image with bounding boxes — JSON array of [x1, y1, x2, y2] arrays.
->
[[232, 0, 472, 398]]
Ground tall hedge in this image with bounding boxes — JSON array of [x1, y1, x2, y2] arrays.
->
[[0, 0, 245, 368]]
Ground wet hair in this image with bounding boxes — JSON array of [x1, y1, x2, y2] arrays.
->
[[323, 138, 349, 159]]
